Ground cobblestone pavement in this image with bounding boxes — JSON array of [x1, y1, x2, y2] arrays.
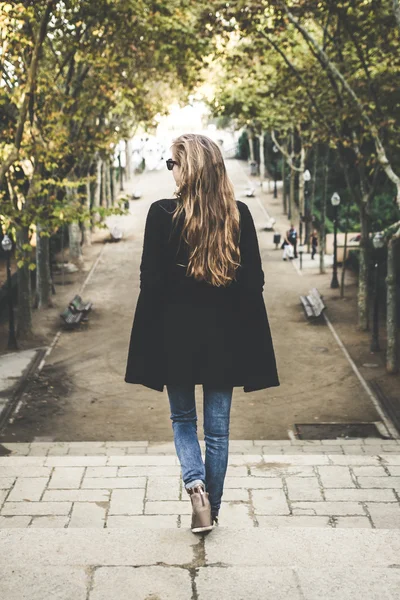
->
[[1, 441, 400, 530], [1, 524, 399, 600]]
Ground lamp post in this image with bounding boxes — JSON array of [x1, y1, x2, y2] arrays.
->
[[330, 192, 341, 289], [272, 145, 279, 199], [1, 234, 18, 350], [370, 232, 385, 352], [303, 169, 311, 246]]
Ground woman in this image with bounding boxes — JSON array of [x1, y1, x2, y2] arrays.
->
[[124, 133, 280, 534]]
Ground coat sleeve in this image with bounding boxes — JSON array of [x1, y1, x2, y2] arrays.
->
[[235, 203, 265, 292], [139, 203, 166, 292]]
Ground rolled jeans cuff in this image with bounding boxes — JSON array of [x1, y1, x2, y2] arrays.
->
[[185, 479, 205, 490]]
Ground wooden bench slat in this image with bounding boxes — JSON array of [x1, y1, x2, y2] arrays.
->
[[300, 296, 315, 318], [308, 288, 326, 317], [69, 294, 92, 313], [60, 307, 84, 328], [300, 288, 326, 320]]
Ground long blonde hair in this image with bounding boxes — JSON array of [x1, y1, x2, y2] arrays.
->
[[170, 133, 241, 287]]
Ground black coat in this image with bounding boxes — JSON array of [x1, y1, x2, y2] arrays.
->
[[124, 199, 280, 393]]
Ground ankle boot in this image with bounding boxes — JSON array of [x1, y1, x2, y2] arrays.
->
[[186, 483, 213, 533]]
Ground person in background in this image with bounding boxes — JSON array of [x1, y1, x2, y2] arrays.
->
[[281, 238, 294, 261], [286, 224, 298, 258], [310, 229, 318, 260]]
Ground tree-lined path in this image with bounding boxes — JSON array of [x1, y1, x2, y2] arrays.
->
[[0, 160, 384, 443]]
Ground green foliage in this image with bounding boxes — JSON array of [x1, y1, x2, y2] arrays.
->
[[204, 0, 400, 238], [369, 193, 400, 231], [0, 0, 211, 265]]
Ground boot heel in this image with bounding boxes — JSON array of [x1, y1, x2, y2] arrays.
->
[[189, 487, 213, 533]]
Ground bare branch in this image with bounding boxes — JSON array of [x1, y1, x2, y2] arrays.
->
[[257, 29, 336, 137], [279, 2, 400, 205], [271, 130, 302, 171]]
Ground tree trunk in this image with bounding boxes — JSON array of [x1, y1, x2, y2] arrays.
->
[[16, 226, 33, 338], [386, 237, 398, 373], [101, 158, 107, 209], [65, 175, 84, 265], [68, 222, 83, 264], [258, 133, 265, 180], [110, 164, 115, 205], [34, 222, 53, 309], [82, 167, 92, 246], [288, 131, 295, 220], [298, 146, 306, 244], [340, 200, 351, 298], [298, 146, 306, 215], [248, 130, 255, 161], [105, 158, 112, 208], [125, 139, 132, 182], [91, 157, 102, 232], [282, 156, 287, 214], [319, 147, 329, 274], [358, 200, 370, 331], [307, 145, 318, 252], [289, 165, 295, 221]]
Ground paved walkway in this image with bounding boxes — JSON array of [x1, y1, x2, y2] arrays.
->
[[1, 444, 400, 598], [1, 525, 399, 599], [0, 349, 41, 423], [1, 441, 400, 531]]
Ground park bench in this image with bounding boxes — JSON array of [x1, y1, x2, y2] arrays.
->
[[60, 307, 85, 329], [68, 294, 92, 314], [245, 186, 255, 197], [265, 217, 276, 231], [60, 294, 92, 329], [110, 226, 123, 242], [300, 287, 326, 320]]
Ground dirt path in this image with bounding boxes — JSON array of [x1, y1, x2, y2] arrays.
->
[[0, 160, 392, 443]]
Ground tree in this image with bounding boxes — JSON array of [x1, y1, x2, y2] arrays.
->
[[1, 0, 214, 338]]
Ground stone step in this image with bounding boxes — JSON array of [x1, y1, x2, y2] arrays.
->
[[0, 527, 399, 599], [1, 438, 400, 456], [0, 450, 400, 530]]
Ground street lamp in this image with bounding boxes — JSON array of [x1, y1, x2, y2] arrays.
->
[[1, 234, 18, 350], [272, 145, 279, 199], [370, 232, 385, 352], [330, 192, 341, 289]]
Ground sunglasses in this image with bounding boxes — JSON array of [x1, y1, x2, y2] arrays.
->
[[166, 158, 178, 171]]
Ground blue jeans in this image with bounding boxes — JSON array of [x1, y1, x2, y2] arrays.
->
[[166, 383, 233, 516]]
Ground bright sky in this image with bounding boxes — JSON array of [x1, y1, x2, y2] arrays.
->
[[155, 101, 209, 135]]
